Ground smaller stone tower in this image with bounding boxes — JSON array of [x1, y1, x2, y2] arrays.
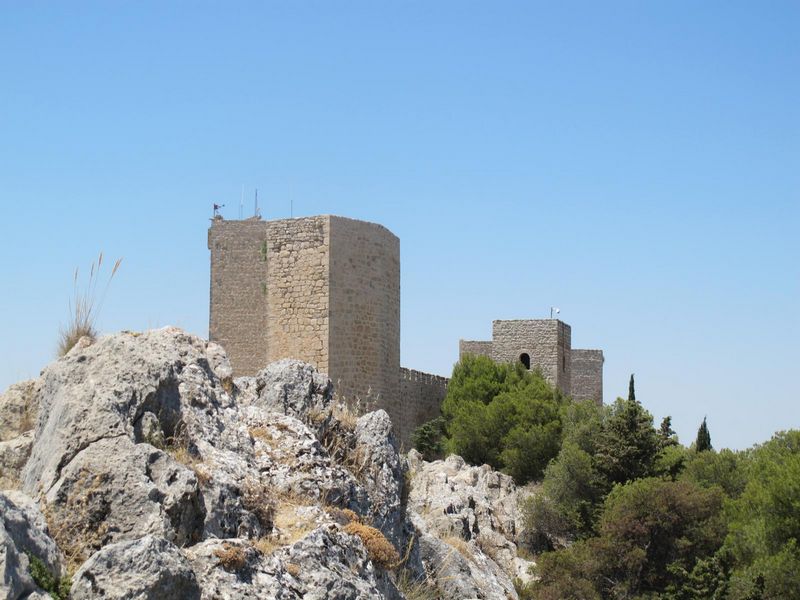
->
[[459, 318, 603, 405]]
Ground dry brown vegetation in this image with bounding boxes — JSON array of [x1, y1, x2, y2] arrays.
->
[[343, 522, 400, 569], [241, 480, 275, 529], [43, 470, 112, 573], [58, 252, 122, 357], [443, 535, 473, 560], [214, 542, 248, 572]]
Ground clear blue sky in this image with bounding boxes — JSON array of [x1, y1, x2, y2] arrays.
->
[[1, 2, 797, 451]]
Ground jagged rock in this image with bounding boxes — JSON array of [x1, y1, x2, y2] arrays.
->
[[185, 527, 400, 600], [235, 359, 333, 421], [406, 450, 533, 598], [43, 436, 205, 564], [239, 408, 367, 509], [21, 328, 236, 496], [0, 491, 65, 600], [0, 432, 34, 489], [3, 328, 531, 599], [0, 380, 38, 442], [352, 410, 405, 546], [278, 526, 402, 600], [18, 328, 272, 544], [70, 535, 201, 599]]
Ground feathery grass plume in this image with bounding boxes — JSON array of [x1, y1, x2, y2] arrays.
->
[[58, 253, 122, 356]]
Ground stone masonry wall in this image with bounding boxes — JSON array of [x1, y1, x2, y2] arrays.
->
[[398, 367, 449, 450], [328, 216, 400, 417], [265, 217, 330, 374], [491, 320, 572, 396], [570, 349, 604, 406], [208, 218, 269, 376], [458, 340, 494, 359]]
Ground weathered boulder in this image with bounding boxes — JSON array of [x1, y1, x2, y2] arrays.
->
[[0, 380, 39, 489], [43, 436, 205, 565], [18, 328, 271, 546], [0, 432, 34, 490], [70, 535, 201, 600], [352, 411, 406, 546], [0, 380, 39, 442], [235, 359, 333, 421], [0, 491, 65, 600], [406, 450, 534, 598], [22, 328, 236, 496], [185, 526, 400, 600]]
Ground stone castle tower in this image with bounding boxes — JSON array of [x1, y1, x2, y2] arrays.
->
[[460, 319, 604, 405], [208, 215, 400, 410]]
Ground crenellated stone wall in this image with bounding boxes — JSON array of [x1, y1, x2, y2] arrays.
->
[[458, 340, 493, 359], [397, 367, 449, 449]]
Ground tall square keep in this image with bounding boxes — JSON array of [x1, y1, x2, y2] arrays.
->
[[208, 215, 400, 410]]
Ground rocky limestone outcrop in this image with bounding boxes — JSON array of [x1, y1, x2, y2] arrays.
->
[[0, 327, 530, 599], [0, 380, 39, 489], [0, 491, 65, 600], [407, 450, 536, 595], [70, 535, 200, 600]]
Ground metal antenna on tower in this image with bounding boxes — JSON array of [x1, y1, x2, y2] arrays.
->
[[254, 189, 261, 218]]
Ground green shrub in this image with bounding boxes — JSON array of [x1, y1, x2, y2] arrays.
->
[[411, 417, 446, 461], [27, 553, 70, 599]]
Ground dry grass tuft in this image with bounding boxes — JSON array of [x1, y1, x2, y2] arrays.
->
[[42, 470, 111, 574], [252, 537, 281, 556], [443, 536, 473, 560], [249, 426, 276, 447], [221, 377, 235, 395], [396, 569, 439, 600], [475, 535, 501, 562], [214, 542, 248, 572], [285, 563, 301, 577], [58, 253, 122, 357], [241, 480, 274, 529], [164, 431, 211, 487], [343, 522, 400, 569], [325, 506, 361, 525]]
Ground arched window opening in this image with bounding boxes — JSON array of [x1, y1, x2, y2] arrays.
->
[[563, 356, 566, 372], [520, 353, 531, 370]]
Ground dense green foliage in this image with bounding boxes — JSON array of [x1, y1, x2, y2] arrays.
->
[[723, 431, 800, 599], [442, 354, 566, 483], [438, 355, 800, 598], [526, 417, 800, 599], [533, 478, 726, 599]]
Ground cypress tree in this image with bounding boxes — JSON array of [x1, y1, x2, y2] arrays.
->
[[628, 374, 636, 402], [695, 417, 713, 452]]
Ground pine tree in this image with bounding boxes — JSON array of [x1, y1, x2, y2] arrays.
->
[[659, 416, 678, 448], [628, 374, 636, 402], [695, 417, 712, 452]]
